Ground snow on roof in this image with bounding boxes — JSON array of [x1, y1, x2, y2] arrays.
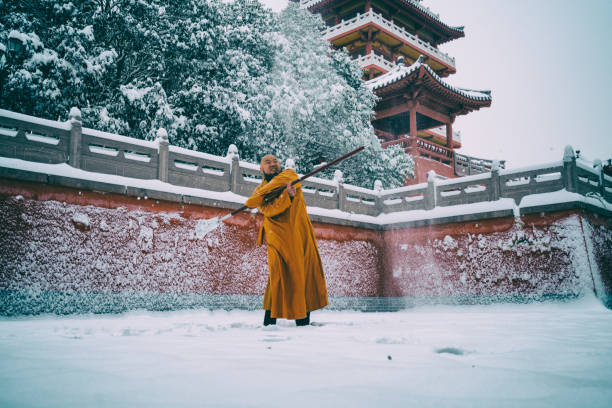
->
[[301, 0, 464, 36], [399, 0, 464, 34], [365, 59, 492, 102], [366, 60, 422, 90]]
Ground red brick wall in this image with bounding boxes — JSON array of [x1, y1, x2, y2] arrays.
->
[[382, 212, 611, 302], [1, 179, 610, 307], [0, 180, 384, 298]]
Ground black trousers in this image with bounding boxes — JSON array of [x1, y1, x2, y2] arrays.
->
[[263, 310, 310, 326]]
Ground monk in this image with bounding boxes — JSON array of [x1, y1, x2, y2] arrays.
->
[[245, 155, 328, 326]]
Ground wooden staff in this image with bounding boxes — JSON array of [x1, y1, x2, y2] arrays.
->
[[196, 146, 365, 237]]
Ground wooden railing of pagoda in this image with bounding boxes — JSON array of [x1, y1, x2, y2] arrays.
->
[[321, 9, 456, 69], [380, 135, 506, 177], [381, 136, 453, 165], [454, 153, 506, 177], [354, 51, 395, 73]]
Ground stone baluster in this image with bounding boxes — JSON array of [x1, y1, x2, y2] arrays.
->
[[156, 128, 169, 182], [562, 145, 577, 193], [425, 170, 436, 210], [373, 179, 384, 215], [284, 158, 296, 170], [334, 169, 346, 212], [226, 144, 240, 194], [593, 158, 603, 194], [68, 107, 82, 169], [490, 160, 501, 201]]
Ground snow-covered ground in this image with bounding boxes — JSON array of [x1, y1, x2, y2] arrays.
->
[[1, 297, 611, 408]]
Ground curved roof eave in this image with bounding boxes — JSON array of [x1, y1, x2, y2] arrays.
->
[[366, 59, 492, 105], [398, 0, 465, 41]]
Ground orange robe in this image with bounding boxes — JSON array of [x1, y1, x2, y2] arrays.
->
[[245, 169, 328, 319]]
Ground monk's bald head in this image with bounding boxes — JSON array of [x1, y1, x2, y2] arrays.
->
[[260, 154, 281, 176]]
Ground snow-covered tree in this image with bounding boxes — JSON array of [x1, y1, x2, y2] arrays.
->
[[238, 3, 413, 187], [0, 0, 413, 188]]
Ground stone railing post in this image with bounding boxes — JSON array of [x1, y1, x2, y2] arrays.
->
[[593, 158, 604, 194], [68, 107, 82, 169], [226, 144, 240, 194], [490, 160, 501, 200], [425, 170, 436, 210], [562, 145, 577, 192], [334, 170, 346, 212], [156, 128, 169, 182], [373, 180, 384, 215], [284, 158, 296, 170]]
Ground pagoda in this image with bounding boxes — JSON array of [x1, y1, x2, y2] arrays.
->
[[296, 0, 497, 184]]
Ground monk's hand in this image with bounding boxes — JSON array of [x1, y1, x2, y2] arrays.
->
[[286, 182, 296, 197]]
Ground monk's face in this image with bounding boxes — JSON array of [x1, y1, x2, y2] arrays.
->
[[260, 155, 281, 175]]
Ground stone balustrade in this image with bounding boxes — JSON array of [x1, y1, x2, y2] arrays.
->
[[0, 108, 610, 221], [354, 51, 395, 73], [322, 9, 456, 69]]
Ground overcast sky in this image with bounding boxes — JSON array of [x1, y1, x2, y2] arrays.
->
[[259, 0, 612, 169]]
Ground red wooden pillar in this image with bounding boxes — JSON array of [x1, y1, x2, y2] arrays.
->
[[409, 107, 418, 138], [409, 105, 418, 154], [365, 0, 371, 12], [446, 122, 453, 147]]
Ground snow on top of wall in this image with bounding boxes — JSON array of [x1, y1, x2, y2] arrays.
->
[[378, 198, 517, 225], [437, 171, 491, 186], [381, 182, 427, 195], [0, 157, 246, 205], [81, 127, 157, 149], [0, 157, 609, 227], [520, 189, 611, 212], [0, 109, 71, 131], [238, 160, 260, 171], [576, 158, 601, 176], [343, 183, 377, 195], [499, 160, 563, 175], [169, 145, 231, 163], [306, 198, 517, 226]]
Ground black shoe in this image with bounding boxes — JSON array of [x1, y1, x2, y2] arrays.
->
[[263, 310, 276, 326], [295, 312, 310, 326]]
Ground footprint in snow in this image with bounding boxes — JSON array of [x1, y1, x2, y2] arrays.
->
[[262, 334, 291, 342], [435, 347, 468, 356]]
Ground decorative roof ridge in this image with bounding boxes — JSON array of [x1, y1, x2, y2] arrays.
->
[[301, 0, 464, 35], [366, 55, 492, 102], [365, 56, 424, 90], [399, 0, 465, 34]]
